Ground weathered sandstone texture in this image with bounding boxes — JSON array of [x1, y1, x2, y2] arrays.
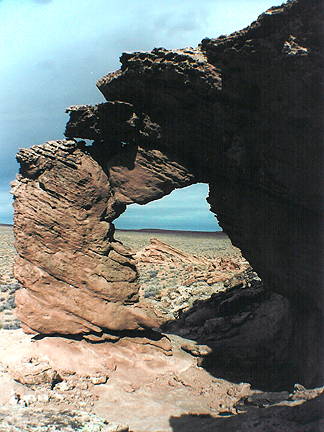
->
[[12, 140, 194, 335], [12, 0, 324, 387]]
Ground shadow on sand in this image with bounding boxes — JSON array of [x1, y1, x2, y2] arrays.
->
[[169, 392, 324, 432], [160, 270, 297, 392]]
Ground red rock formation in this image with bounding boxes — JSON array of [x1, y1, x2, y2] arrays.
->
[[12, 0, 324, 387], [136, 238, 210, 266], [11, 140, 194, 335]]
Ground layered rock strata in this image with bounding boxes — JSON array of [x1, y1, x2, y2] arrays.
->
[[12, 0, 324, 386], [11, 140, 194, 335]]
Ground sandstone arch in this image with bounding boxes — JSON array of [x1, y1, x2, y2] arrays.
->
[[11, 0, 324, 387]]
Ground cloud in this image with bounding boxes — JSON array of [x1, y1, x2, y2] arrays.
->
[[32, 0, 53, 4], [153, 7, 207, 38]]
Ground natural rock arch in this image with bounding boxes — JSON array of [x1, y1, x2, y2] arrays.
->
[[11, 0, 324, 387]]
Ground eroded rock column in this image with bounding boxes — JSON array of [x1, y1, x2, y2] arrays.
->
[[12, 139, 195, 336], [11, 140, 160, 334]]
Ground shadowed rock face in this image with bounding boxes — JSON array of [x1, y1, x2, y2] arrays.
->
[[12, 0, 324, 386]]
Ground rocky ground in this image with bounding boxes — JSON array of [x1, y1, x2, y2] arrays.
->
[[117, 231, 249, 321], [0, 226, 323, 431], [115, 230, 241, 260]]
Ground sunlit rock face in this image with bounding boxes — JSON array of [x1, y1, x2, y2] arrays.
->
[[11, 140, 194, 335], [12, 0, 324, 386]]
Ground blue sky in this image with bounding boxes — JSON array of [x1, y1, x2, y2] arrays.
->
[[0, 0, 278, 229], [116, 183, 219, 232]]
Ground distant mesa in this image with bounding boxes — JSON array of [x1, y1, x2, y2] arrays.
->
[[117, 228, 225, 237]]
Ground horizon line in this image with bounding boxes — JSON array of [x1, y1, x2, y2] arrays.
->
[[0, 223, 224, 235]]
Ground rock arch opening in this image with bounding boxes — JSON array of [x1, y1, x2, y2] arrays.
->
[[114, 183, 220, 232]]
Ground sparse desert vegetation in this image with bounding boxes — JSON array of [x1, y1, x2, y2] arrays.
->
[[0, 225, 20, 330]]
